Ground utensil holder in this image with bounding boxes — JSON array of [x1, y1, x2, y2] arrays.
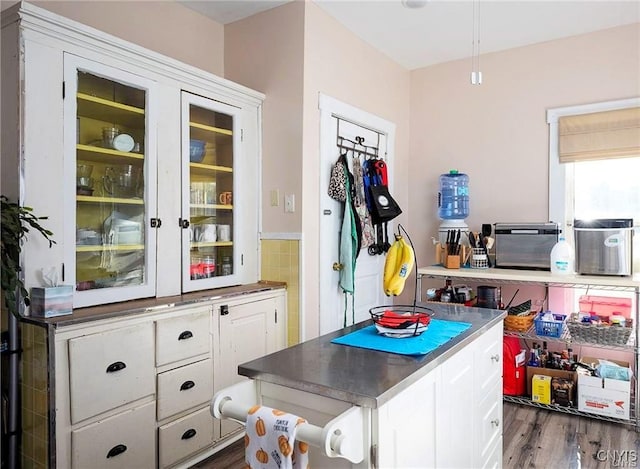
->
[[470, 247, 489, 269]]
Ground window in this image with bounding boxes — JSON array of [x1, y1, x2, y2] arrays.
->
[[547, 98, 640, 311], [548, 98, 640, 264]]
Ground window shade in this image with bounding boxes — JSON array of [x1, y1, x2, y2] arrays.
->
[[558, 106, 640, 163]]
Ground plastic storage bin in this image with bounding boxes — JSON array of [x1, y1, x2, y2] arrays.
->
[[578, 295, 632, 319], [534, 312, 567, 338]]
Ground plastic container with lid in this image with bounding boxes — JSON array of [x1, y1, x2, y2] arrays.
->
[[550, 237, 574, 275], [438, 170, 469, 220]]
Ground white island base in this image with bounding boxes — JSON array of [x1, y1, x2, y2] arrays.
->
[[212, 321, 503, 468]]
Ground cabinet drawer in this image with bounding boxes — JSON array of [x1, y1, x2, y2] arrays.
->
[[477, 381, 502, 462], [72, 401, 155, 469], [156, 308, 211, 366], [158, 406, 215, 468], [157, 358, 213, 421], [474, 324, 503, 395], [69, 323, 155, 423]]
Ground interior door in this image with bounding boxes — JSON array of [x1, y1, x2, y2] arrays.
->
[[319, 95, 395, 334]]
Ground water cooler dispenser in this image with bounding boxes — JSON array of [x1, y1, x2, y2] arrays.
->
[[437, 169, 470, 244]]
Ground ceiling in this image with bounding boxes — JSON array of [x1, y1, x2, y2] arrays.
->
[[179, 0, 640, 70]]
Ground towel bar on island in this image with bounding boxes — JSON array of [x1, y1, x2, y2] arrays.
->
[[210, 380, 365, 464]]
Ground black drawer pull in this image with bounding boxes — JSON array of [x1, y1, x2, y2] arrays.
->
[[106, 444, 127, 458], [106, 361, 126, 373], [181, 428, 197, 440], [178, 330, 193, 340], [180, 380, 195, 391]]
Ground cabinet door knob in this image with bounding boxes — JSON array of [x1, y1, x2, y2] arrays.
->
[[178, 330, 193, 340], [181, 428, 197, 440], [220, 305, 229, 316], [106, 444, 127, 458], [179, 218, 190, 228], [491, 418, 500, 427], [180, 380, 195, 391], [106, 361, 126, 373], [490, 354, 500, 363]]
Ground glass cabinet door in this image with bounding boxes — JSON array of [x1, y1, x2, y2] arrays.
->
[[181, 92, 240, 291], [64, 56, 157, 307]]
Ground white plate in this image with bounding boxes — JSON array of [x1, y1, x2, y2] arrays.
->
[[375, 323, 427, 337], [112, 133, 135, 152]]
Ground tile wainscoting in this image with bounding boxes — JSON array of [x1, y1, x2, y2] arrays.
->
[[260, 236, 300, 346]]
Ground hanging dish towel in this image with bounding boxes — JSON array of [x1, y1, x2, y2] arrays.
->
[[245, 405, 310, 469]]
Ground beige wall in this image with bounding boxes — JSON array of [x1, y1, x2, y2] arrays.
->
[[225, 1, 305, 234], [32, 1, 224, 76], [226, 1, 411, 339], [301, 3, 411, 337], [410, 23, 640, 274]]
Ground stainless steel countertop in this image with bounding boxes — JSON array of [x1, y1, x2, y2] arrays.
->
[[239, 302, 506, 408]]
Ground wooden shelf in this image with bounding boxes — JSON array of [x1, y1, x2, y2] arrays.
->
[[190, 203, 232, 210], [77, 93, 145, 127], [77, 144, 144, 164], [417, 265, 640, 291], [189, 162, 233, 174], [190, 241, 233, 249], [77, 195, 144, 205], [77, 244, 144, 252], [189, 121, 232, 136]]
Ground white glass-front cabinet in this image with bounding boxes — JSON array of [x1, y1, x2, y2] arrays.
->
[[3, 2, 263, 310], [181, 92, 242, 291], [63, 55, 158, 307]]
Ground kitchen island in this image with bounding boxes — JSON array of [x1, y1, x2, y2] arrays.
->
[[212, 302, 506, 468]]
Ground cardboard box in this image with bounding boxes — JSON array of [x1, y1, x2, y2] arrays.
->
[[30, 286, 73, 318], [577, 357, 631, 420], [526, 366, 577, 397], [532, 375, 552, 404]]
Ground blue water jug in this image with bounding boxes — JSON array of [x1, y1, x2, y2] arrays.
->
[[438, 170, 469, 220]]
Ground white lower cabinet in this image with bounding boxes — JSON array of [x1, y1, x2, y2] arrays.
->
[[157, 358, 214, 421], [71, 401, 156, 469], [50, 288, 286, 468], [215, 290, 287, 439], [256, 322, 502, 469], [68, 323, 155, 424], [158, 407, 215, 468]]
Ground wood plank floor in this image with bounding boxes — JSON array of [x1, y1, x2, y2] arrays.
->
[[194, 403, 640, 468]]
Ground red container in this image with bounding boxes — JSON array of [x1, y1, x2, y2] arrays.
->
[[578, 295, 631, 319], [503, 337, 526, 396]]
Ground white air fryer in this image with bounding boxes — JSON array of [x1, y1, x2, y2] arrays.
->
[[574, 218, 633, 276]]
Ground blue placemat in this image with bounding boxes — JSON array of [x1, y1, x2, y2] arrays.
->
[[331, 319, 472, 356]]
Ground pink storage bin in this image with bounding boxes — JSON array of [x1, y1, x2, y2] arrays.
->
[[578, 295, 632, 319]]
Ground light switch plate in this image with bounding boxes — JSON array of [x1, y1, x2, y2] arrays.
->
[[270, 189, 279, 206], [285, 194, 295, 213]]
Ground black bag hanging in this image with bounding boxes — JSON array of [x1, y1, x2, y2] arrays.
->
[[368, 184, 402, 224], [362, 158, 402, 255]]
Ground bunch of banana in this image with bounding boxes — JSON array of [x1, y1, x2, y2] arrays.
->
[[383, 234, 415, 296]]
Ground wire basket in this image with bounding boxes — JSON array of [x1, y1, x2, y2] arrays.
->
[[534, 312, 567, 338], [504, 311, 536, 332], [370, 305, 433, 337], [566, 313, 633, 346]]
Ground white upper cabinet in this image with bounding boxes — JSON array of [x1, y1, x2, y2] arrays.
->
[[181, 92, 243, 292], [1, 2, 264, 309], [63, 55, 158, 307]]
